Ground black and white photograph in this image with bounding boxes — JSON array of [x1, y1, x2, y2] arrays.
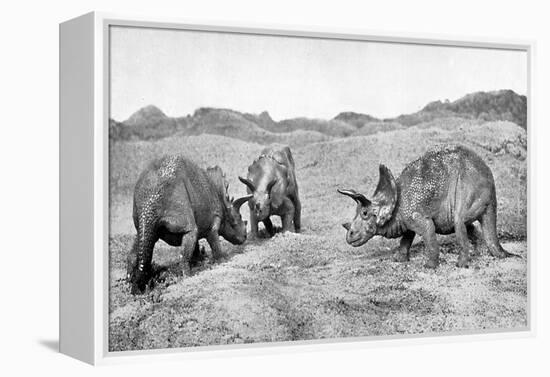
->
[[107, 25, 528, 352]]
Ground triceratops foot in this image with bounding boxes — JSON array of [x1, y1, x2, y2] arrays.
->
[[424, 257, 439, 269], [190, 245, 206, 266], [490, 248, 521, 259], [456, 255, 471, 268], [131, 280, 148, 295], [181, 261, 192, 278], [392, 250, 410, 263], [488, 244, 521, 259], [212, 251, 228, 261]]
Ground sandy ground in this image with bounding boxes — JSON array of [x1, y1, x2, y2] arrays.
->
[[108, 120, 527, 352], [109, 231, 527, 351]]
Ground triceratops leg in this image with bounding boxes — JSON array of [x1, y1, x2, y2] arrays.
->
[[190, 241, 205, 264], [293, 197, 301, 233], [466, 223, 483, 256], [263, 218, 274, 236], [179, 228, 198, 277], [281, 201, 295, 233], [392, 231, 415, 262], [206, 216, 224, 260], [206, 231, 224, 260], [411, 215, 440, 269], [249, 211, 259, 238], [454, 220, 473, 268]]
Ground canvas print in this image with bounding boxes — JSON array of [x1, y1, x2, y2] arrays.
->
[[108, 26, 528, 352]]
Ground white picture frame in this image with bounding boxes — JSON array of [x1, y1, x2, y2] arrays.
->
[[59, 11, 534, 365]]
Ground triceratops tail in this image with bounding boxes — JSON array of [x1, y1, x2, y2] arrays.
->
[[481, 203, 522, 259], [132, 209, 157, 294]]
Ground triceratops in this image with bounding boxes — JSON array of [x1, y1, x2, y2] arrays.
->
[[338, 145, 516, 269], [239, 145, 301, 237], [127, 155, 252, 294]]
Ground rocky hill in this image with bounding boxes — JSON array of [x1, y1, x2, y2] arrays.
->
[[109, 105, 190, 141], [109, 89, 527, 143], [333, 111, 380, 128], [393, 90, 527, 129], [187, 108, 332, 146]]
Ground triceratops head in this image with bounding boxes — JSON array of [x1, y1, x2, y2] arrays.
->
[[338, 164, 398, 247], [207, 166, 252, 245], [221, 195, 252, 244], [238, 176, 276, 221]]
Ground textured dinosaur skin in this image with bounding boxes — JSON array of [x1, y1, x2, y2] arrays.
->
[[127, 156, 251, 294], [339, 145, 515, 269], [239, 145, 301, 237]]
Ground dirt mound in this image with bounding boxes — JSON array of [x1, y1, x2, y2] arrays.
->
[[352, 121, 404, 136]]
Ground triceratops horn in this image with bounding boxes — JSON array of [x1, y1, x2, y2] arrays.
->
[[238, 176, 256, 192], [266, 179, 277, 193], [233, 194, 253, 210], [337, 188, 371, 207]]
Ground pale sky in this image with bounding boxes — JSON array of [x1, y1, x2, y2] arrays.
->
[[110, 26, 527, 122]]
